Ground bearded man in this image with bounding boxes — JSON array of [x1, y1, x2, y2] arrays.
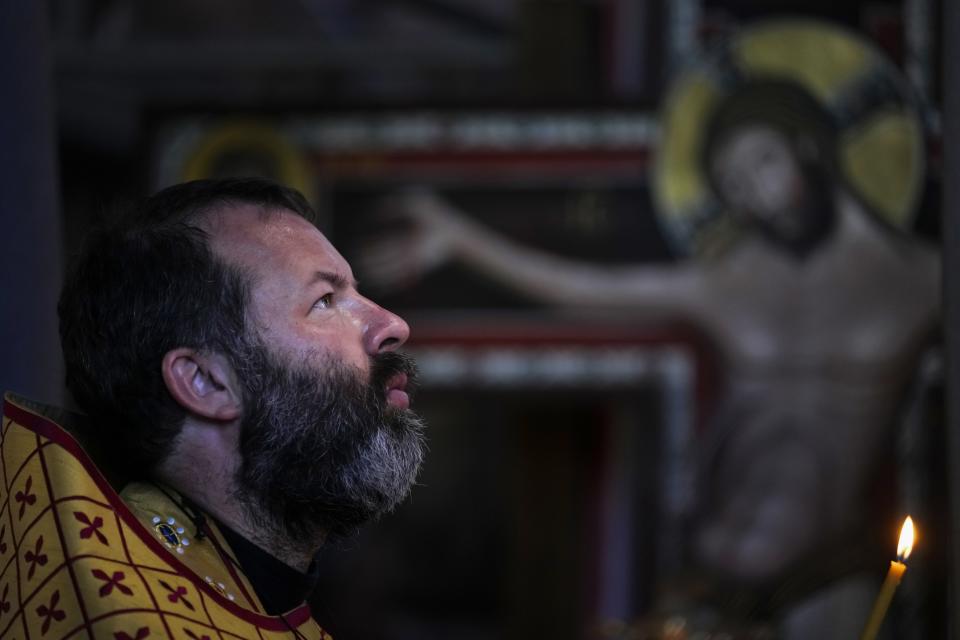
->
[[1, 178, 425, 639]]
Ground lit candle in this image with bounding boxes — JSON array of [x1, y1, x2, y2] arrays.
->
[[858, 516, 915, 640]]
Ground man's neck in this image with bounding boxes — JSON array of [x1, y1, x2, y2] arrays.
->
[[167, 479, 324, 572], [154, 435, 324, 572], [211, 498, 325, 573]]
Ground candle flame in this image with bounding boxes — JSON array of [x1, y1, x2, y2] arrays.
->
[[897, 516, 915, 561]]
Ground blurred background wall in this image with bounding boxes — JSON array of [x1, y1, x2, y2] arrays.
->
[[0, 3, 62, 404], [1, 1, 950, 638]]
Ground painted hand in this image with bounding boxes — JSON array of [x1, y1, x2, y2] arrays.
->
[[358, 188, 465, 291]]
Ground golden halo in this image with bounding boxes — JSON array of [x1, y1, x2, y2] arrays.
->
[[652, 18, 925, 257], [181, 120, 315, 204]]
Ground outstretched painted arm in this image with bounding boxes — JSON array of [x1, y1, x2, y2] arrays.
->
[[361, 189, 705, 317]]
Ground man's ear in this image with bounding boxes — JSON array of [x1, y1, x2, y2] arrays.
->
[[161, 348, 242, 422]]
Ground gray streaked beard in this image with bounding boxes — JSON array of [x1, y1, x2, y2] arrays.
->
[[230, 337, 426, 544]]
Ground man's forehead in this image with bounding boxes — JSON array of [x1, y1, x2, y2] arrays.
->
[[205, 204, 350, 277]]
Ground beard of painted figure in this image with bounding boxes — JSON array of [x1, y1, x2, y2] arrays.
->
[[230, 335, 426, 544]]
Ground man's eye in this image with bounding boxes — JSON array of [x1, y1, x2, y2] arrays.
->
[[313, 293, 334, 310]]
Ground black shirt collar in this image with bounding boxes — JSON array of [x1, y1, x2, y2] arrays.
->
[[213, 517, 320, 615]]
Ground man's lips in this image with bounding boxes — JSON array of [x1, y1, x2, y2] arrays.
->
[[384, 372, 410, 409]]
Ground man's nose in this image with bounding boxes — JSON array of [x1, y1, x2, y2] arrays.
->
[[363, 301, 410, 354]]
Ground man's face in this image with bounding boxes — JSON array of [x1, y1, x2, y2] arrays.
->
[[209, 206, 425, 539], [210, 205, 411, 396]]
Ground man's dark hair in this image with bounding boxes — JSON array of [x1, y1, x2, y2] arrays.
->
[[58, 177, 317, 474]]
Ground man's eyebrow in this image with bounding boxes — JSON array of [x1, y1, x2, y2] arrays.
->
[[307, 270, 358, 290]]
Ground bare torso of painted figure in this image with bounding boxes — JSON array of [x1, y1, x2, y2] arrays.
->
[[687, 196, 938, 580]]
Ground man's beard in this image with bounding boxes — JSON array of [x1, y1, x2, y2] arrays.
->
[[754, 164, 836, 261], [230, 338, 426, 543]]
